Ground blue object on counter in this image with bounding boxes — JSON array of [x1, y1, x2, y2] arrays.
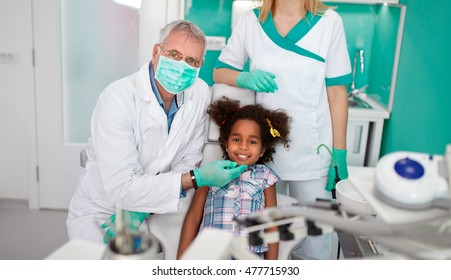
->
[[394, 157, 425, 179]]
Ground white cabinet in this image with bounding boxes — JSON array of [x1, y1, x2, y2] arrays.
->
[[346, 120, 370, 166], [347, 95, 390, 167]]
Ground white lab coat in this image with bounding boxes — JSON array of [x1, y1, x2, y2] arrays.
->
[[217, 9, 352, 181], [67, 63, 210, 243]]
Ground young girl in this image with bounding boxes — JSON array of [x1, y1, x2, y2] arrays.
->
[[177, 97, 291, 260]]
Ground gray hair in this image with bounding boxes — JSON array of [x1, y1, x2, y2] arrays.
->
[[159, 20, 206, 55]]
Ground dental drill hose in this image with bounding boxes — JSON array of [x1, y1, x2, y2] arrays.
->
[[317, 144, 340, 199]]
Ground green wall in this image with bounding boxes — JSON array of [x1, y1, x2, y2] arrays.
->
[[330, 3, 374, 92], [381, 0, 451, 155], [368, 5, 400, 107], [328, 3, 401, 108], [184, 0, 234, 85]]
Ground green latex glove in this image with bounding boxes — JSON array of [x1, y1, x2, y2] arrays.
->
[[236, 70, 278, 93], [194, 160, 248, 188], [326, 148, 349, 193], [101, 210, 150, 244]]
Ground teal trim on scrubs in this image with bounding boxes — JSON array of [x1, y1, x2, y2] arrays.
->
[[254, 9, 325, 63], [326, 73, 353, 87], [214, 60, 242, 71], [285, 12, 321, 43]]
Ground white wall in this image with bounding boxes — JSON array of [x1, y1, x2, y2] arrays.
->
[[0, 0, 35, 200], [139, 0, 184, 65], [0, 0, 183, 204]]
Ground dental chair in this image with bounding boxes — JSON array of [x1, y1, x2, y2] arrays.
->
[[79, 84, 301, 259], [147, 83, 301, 260]]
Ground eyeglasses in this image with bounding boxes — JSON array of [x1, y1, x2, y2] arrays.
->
[[158, 44, 202, 68]]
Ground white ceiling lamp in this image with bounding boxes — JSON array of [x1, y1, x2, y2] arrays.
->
[[113, 0, 141, 9]]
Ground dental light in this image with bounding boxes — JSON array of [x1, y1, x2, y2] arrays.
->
[[113, 0, 141, 9]]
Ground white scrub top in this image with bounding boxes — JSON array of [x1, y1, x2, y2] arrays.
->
[[216, 9, 352, 180], [67, 63, 210, 243]]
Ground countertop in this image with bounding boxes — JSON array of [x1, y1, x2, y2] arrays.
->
[[349, 94, 390, 119]]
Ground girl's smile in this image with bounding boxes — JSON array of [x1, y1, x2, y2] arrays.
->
[[226, 119, 266, 166]]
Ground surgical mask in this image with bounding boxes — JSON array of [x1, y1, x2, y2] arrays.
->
[[155, 55, 200, 94]]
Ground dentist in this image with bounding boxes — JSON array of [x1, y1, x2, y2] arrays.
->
[[67, 20, 247, 244]]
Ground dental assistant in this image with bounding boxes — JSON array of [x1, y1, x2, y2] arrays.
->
[[67, 20, 247, 244], [213, 0, 352, 259]]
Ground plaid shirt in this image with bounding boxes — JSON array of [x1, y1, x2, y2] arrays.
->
[[201, 164, 280, 253]]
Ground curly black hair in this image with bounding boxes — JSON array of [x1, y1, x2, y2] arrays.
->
[[207, 97, 292, 164]]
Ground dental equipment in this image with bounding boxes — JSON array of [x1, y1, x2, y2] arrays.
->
[[317, 144, 341, 199], [102, 206, 159, 260], [374, 150, 450, 210], [181, 145, 451, 260]]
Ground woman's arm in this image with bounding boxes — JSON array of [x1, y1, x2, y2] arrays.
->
[[326, 85, 348, 149], [263, 184, 279, 260], [213, 67, 241, 86], [176, 187, 209, 259]]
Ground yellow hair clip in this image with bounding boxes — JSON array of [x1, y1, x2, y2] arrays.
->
[[266, 119, 280, 138]]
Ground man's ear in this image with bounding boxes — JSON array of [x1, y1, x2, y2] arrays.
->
[[152, 43, 159, 61]]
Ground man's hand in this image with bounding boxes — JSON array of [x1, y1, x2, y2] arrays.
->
[[101, 210, 150, 244], [194, 160, 247, 188]]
